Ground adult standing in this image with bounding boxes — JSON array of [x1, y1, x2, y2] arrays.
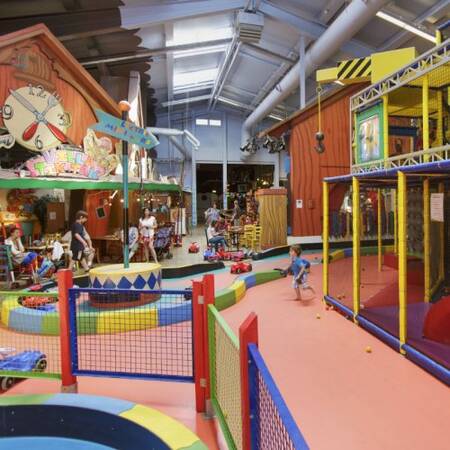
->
[[139, 207, 158, 263], [231, 199, 241, 226], [68, 210, 92, 272]]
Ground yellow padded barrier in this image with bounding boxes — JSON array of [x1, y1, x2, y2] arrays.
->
[[97, 308, 158, 334], [121, 404, 207, 450], [231, 280, 246, 303], [1, 297, 19, 327]]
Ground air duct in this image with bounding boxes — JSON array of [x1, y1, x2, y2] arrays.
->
[[241, 0, 388, 159]]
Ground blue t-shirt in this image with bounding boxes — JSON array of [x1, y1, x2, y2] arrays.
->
[[290, 257, 310, 277]]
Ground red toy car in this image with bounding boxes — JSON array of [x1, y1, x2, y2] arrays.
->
[[216, 247, 232, 261], [188, 242, 200, 253], [230, 262, 252, 274]]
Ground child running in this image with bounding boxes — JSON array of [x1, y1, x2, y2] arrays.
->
[[288, 244, 315, 301]]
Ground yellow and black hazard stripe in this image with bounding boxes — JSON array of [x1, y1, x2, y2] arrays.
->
[[337, 56, 371, 81]]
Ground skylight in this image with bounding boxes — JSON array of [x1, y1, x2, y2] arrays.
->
[[173, 68, 219, 89], [170, 25, 232, 47]]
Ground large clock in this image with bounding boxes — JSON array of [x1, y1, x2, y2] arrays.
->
[[1, 84, 71, 152]]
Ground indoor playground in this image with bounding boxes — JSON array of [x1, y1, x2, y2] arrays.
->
[[1, 4, 450, 450]]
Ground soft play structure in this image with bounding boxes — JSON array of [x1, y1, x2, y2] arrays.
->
[[423, 296, 450, 345]]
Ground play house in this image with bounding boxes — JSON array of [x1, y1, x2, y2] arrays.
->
[[0, 25, 178, 255], [323, 34, 450, 384]]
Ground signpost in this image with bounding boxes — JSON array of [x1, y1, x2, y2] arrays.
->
[[90, 105, 159, 268]]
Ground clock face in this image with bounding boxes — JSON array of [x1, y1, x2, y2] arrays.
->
[[1, 84, 71, 152]]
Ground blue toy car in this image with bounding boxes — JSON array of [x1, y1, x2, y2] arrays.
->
[[203, 246, 216, 261], [0, 348, 47, 391]]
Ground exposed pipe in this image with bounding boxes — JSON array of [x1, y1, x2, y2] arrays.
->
[[241, 0, 388, 158], [169, 136, 192, 161]]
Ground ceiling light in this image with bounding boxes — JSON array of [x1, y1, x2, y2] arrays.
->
[[217, 96, 241, 108], [376, 11, 436, 43], [268, 114, 284, 121]]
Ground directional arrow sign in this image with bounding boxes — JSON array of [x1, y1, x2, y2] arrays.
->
[[90, 109, 159, 149]]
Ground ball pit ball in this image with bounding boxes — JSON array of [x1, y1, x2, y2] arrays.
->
[[316, 313, 321, 319], [366, 346, 372, 353]]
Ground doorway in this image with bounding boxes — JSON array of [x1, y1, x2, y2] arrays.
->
[[196, 163, 223, 224]]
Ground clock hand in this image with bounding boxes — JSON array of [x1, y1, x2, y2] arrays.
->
[[43, 119, 69, 143], [22, 94, 62, 141], [8, 89, 40, 117]]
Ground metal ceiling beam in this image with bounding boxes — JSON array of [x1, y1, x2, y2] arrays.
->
[[378, 0, 450, 51], [120, 0, 246, 29], [259, 1, 375, 57], [209, 38, 242, 109], [160, 94, 212, 108], [80, 38, 232, 66], [243, 43, 297, 64]]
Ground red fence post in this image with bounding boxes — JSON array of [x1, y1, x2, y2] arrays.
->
[[57, 269, 78, 393], [192, 280, 206, 413], [239, 312, 259, 450], [202, 274, 215, 416]]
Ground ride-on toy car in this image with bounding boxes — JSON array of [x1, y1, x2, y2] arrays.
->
[[0, 348, 47, 391], [188, 242, 200, 253], [230, 261, 252, 274]]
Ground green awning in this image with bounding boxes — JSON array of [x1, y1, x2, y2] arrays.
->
[[0, 177, 180, 192]]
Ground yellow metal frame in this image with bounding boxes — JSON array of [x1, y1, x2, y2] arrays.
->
[[352, 177, 360, 317], [437, 90, 444, 147], [398, 172, 407, 353], [377, 189, 382, 272], [382, 95, 389, 165], [439, 182, 445, 282], [394, 189, 398, 254], [423, 179, 430, 302], [423, 75, 430, 162], [323, 182, 329, 297]]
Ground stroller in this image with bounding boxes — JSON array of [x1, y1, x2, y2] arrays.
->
[[153, 225, 174, 260]]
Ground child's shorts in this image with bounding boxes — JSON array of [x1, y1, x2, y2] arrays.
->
[[293, 273, 308, 289]]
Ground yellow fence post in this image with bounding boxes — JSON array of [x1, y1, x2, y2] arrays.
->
[[352, 177, 360, 319], [383, 95, 389, 166], [394, 189, 398, 255], [437, 90, 444, 148], [439, 182, 445, 282], [398, 171, 407, 353], [323, 181, 329, 298], [423, 75, 430, 162], [423, 179, 430, 302], [378, 189, 382, 272]]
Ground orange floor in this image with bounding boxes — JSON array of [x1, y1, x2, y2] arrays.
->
[[5, 254, 450, 450]]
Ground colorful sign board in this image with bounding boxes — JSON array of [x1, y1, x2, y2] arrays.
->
[[356, 103, 384, 164], [90, 109, 159, 149], [25, 148, 110, 180]]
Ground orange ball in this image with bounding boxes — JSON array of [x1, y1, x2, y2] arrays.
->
[[365, 346, 372, 353]]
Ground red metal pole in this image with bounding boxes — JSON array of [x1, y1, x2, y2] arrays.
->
[[192, 280, 206, 413], [239, 312, 259, 450], [202, 273, 215, 408], [57, 269, 78, 393]]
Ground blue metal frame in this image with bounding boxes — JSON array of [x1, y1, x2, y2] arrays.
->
[[248, 343, 309, 450], [68, 287, 195, 383]]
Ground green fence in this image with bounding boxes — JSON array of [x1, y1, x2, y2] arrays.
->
[[208, 304, 242, 450]]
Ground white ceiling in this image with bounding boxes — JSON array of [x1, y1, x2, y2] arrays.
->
[[120, 0, 450, 121]]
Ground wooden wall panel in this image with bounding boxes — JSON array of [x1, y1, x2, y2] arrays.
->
[[290, 91, 352, 237]]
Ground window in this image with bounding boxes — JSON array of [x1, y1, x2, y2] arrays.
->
[[195, 118, 222, 127]]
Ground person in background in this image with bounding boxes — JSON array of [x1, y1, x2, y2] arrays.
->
[[68, 210, 92, 272], [139, 207, 158, 262], [204, 202, 220, 225], [207, 220, 228, 248], [121, 223, 140, 261], [287, 244, 315, 301], [37, 247, 55, 279], [5, 226, 37, 268], [231, 199, 241, 226], [215, 216, 227, 233]]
